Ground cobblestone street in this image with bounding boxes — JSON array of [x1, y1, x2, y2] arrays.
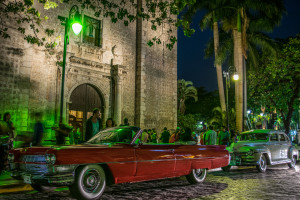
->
[[1, 164, 300, 200]]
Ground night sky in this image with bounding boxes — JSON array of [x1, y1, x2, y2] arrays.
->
[[177, 0, 300, 92]]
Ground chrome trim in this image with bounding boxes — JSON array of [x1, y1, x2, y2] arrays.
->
[[21, 155, 47, 163]]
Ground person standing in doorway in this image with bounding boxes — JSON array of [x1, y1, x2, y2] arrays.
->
[[105, 118, 116, 128], [85, 108, 103, 141], [120, 118, 130, 126], [70, 122, 81, 145]]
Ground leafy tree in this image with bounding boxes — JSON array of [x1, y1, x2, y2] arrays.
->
[[177, 113, 199, 131], [222, 0, 285, 133], [248, 35, 300, 134], [177, 79, 198, 115], [179, 0, 285, 132], [185, 87, 217, 120], [0, 0, 182, 49]]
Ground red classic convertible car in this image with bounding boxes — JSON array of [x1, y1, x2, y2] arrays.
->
[[8, 126, 229, 200]]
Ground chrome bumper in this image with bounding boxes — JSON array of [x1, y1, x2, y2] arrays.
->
[[10, 164, 77, 186]]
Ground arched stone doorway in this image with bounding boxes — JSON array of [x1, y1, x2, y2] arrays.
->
[[68, 84, 104, 141]]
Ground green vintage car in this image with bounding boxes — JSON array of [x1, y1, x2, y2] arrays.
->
[[223, 129, 298, 172]]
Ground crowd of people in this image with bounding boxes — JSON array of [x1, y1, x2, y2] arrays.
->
[[0, 109, 237, 147], [138, 125, 234, 145]]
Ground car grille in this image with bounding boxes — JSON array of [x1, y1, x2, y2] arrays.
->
[[232, 152, 253, 159], [20, 163, 50, 174], [20, 155, 46, 163]]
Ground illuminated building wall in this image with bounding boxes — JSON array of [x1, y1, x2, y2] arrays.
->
[[0, 0, 177, 142]]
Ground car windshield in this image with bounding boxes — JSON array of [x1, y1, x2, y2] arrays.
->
[[240, 133, 269, 141], [86, 127, 139, 144]]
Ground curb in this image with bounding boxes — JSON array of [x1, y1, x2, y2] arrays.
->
[[0, 184, 33, 194]]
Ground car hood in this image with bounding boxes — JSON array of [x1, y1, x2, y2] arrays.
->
[[229, 141, 267, 152], [12, 143, 134, 165]]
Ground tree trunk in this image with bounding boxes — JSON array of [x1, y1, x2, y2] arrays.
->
[[283, 83, 300, 134], [243, 58, 247, 130], [179, 99, 185, 114], [213, 21, 226, 113], [233, 28, 244, 133]]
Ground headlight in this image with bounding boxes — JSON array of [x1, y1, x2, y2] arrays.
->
[[45, 154, 56, 165], [247, 149, 255, 156], [8, 153, 14, 162]]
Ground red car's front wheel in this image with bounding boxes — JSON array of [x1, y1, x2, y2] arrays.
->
[[186, 168, 207, 184], [70, 165, 106, 200]]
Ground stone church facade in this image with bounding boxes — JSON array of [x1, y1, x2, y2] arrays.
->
[[0, 1, 177, 140]]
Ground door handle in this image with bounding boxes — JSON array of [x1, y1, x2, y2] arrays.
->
[[169, 149, 175, 153]]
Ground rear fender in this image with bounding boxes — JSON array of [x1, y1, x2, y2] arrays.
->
[[191, 160, 211, 170]]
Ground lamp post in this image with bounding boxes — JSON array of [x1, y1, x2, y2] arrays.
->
[[223, 67, 239, 131], [58, 5, 82, 123]]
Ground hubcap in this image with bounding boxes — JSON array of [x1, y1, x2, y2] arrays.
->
[[82, 170, 101, 193], [194, 169, 205, 179], [261, 157, 266, 169], [292, 157, 295, 166]]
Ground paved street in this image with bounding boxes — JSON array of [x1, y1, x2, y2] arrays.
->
[[1, 164, 300, 200]]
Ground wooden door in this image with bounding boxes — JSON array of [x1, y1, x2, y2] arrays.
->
[[69, 84, 104, 141]]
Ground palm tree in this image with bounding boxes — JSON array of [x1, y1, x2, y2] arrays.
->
[[179, 0, 285, 132], [209, 106, 226, 128], [209, 106, 236, 131], [181, 0, 227, 113], [219, 0, 285, 132], [178, 79, 198, 115]]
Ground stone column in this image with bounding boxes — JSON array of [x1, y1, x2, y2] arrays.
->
[[114, 75, 122, 126], [103, 95, 109, 127]]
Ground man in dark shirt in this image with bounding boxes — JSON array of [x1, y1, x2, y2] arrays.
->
[[160, 127, 170, 143], [120, 118, 130, 126], [218, 126, 230, 146]]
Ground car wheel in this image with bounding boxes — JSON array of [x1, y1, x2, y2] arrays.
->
[[256, 154, 267, 173], [221, 165, 232, 172], [31, 184, 56, 192], [69, 165, 106, 200], [288, 155, 297, 168], [186, 168, 207, 184]]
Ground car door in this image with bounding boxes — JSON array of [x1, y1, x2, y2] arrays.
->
[[268, 133, 281, 162], [278, 133, 289, 160], [134, 144, 175, 181]]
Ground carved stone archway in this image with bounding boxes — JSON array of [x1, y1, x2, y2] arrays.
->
[[68, 83, 105, 141]]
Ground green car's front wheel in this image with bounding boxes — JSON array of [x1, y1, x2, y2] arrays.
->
[[256, 154, 267, 173]]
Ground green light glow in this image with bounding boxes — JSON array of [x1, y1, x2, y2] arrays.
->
[[72, 23, 82, 35], [55, 187, 69, 191]]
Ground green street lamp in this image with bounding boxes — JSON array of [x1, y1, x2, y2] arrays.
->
[[58, 5, 83, 123]]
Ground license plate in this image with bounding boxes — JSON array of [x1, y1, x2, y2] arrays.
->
[[23, 175, 32, 184]]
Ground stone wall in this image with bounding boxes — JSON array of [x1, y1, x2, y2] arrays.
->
[[135, 0, 177, 132], [0, 0, 177, 141]]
